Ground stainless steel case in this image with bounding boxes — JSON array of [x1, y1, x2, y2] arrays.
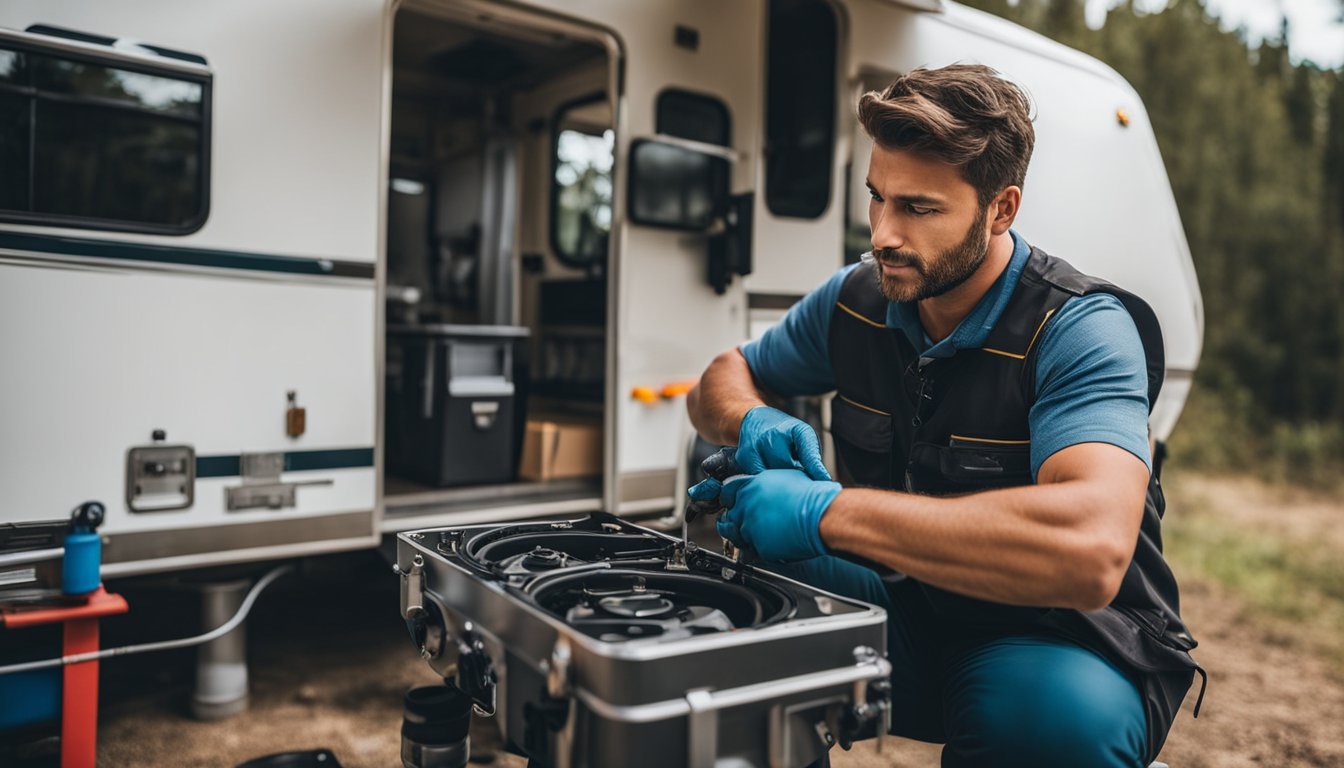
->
[[397, 514, 890, 768]]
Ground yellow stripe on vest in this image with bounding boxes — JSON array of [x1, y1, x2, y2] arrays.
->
[[835, 301, 886, 329], [838, 394, 891, 417], [980, 308, 1057, 360], [949, 434, 1031, 446]]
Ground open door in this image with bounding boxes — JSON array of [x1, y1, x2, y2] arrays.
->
[[605, 1, 767, 515]]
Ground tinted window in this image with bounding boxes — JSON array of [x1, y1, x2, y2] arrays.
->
[[0, 93, 29, 211], [35, 102, 201, 223], [0, 49, 24, 83], [656, 89, 730, 147], [0, 42, 209, 233], [551, 96, 613, 269], [765, 0, 837, 219], [33, 58, 203, 118]]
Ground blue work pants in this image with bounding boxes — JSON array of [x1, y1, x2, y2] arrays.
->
[[774, 555, 1148, 768]]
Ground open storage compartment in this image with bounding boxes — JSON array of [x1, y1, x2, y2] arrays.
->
[[381, 2, 614, 529]]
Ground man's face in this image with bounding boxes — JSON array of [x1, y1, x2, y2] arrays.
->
[[865, 145, 991, 303]]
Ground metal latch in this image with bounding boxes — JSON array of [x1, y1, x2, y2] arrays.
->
[[470, 400, 499, 430], [126, 430, 195, 512], [224, 451, 332, 511]]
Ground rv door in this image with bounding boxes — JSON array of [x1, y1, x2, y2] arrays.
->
[[605, 1, 766, 515]]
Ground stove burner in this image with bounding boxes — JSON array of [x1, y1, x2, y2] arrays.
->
[[522, 547, 566, 570], [461, 525, 667, 578], [597, 593, 677, 619], [530, 568, 795, 643]]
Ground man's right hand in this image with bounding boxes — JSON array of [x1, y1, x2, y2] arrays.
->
[[735, 406, 831, 481]]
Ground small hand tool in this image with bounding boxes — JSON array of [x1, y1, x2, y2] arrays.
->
[[680, 448, 750, 556]]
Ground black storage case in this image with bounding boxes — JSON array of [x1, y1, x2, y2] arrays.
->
[[387, 324, 530, 487]]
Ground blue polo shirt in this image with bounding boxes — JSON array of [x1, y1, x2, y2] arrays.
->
[[740, 232, 1151, 477]]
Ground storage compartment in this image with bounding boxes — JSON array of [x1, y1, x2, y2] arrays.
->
[[387, 325, 530, 487], [518, 415, 602, 481]]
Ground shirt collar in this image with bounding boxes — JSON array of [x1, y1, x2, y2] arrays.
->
[[885, 230, 1031, 359]]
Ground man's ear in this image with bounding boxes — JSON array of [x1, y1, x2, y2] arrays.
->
[[988, 186, 1021, 236]]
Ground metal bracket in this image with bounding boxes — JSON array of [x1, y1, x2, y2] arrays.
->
[[224, 451, 332, 511], [685, 688, 718, 768], [545, 638, 576, 768], [456, 622, 498, 718], [401, 554, 425, 620], [837, 646, 892, 751]]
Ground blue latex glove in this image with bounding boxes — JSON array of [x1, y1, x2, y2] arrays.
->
[[736, 406, 831, 481], [714, 469, 842, 562]]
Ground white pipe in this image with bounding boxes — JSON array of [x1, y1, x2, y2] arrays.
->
[[0, 564, 293, 676]]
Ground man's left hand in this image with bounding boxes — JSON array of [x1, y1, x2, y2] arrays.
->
[[713, 469, 842, 562]]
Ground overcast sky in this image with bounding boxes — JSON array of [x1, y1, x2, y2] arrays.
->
[[1084, 0, 1344, 68]]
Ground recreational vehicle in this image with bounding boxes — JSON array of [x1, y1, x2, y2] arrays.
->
[[0, 0, 1202, 578]]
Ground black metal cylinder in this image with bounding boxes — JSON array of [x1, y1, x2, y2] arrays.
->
[[400, 684, 472, 768]]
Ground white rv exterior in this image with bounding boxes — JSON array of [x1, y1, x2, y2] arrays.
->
[[0, 0, 1201, 577]]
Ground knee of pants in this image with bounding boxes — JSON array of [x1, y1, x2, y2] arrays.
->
[[943, 638, 1147, 768]]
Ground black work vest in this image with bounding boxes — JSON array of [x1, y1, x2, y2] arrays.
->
[[827, 247, 1202, 760]]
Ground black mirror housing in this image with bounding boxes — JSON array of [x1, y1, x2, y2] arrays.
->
[[627, 139, 730, 230]]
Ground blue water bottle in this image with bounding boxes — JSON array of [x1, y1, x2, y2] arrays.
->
[[62, 501, 105, 595]]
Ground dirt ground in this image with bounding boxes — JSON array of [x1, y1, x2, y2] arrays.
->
[[12, 473, 1344, 767]]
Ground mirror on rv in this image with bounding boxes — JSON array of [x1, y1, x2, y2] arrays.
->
[[627, 140, 729, 231]]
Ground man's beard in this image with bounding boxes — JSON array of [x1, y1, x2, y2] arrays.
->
[[871, 209, 990, 303]]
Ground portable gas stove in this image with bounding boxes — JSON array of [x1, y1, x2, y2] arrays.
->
[[396, 513, 891, 768]]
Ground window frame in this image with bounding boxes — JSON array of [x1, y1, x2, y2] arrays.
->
[[0, 30, 212, 236], [548, 91, 612, 270], [764, 0, 838, 220]]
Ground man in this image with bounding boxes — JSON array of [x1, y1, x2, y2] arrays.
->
[[686, 65, 1203, 767]]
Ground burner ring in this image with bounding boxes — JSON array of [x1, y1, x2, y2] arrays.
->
[[464, 530, 665, 575], [528, 567, 796, 641], [597, 593, 677, 619], [522, 547, 565, 570]]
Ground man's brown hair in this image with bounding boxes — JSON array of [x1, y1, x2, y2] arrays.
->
[[857, 64, 1035, 206]]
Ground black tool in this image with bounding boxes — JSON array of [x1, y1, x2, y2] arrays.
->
[[678, 448, 752, 562], [684, 448, 745, 524]]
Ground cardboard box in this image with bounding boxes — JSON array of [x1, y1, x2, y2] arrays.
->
[[518, 417, 602, 481]]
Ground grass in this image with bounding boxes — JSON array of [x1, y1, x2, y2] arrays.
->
[[1168, 388, 1344, 493], [1162, 474, 1344, 668]]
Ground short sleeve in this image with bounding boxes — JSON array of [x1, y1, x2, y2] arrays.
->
[[1028, 293, 1152, 477], [739, 264, 858, 396]]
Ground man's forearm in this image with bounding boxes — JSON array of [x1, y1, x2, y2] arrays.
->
[[819, 446, 1148, 610], [687, 349, 766, 445]]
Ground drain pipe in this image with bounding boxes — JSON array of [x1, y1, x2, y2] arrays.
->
[[0, 564, 292, 678], [190, 577, 253, 720]]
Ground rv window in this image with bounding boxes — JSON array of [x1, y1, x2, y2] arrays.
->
[[765, 0, 838, 219], [551, 96, 613, 269], [656, 90, 730, 147], [0, 42, 210, 234]]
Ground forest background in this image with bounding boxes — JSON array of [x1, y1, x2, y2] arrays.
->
[[961, 0, 1344, 489]]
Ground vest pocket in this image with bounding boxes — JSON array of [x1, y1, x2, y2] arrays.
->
[[830, 395, 893, 487], [942, 438, 1032, 485], [906, 438, 1033, 493]]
